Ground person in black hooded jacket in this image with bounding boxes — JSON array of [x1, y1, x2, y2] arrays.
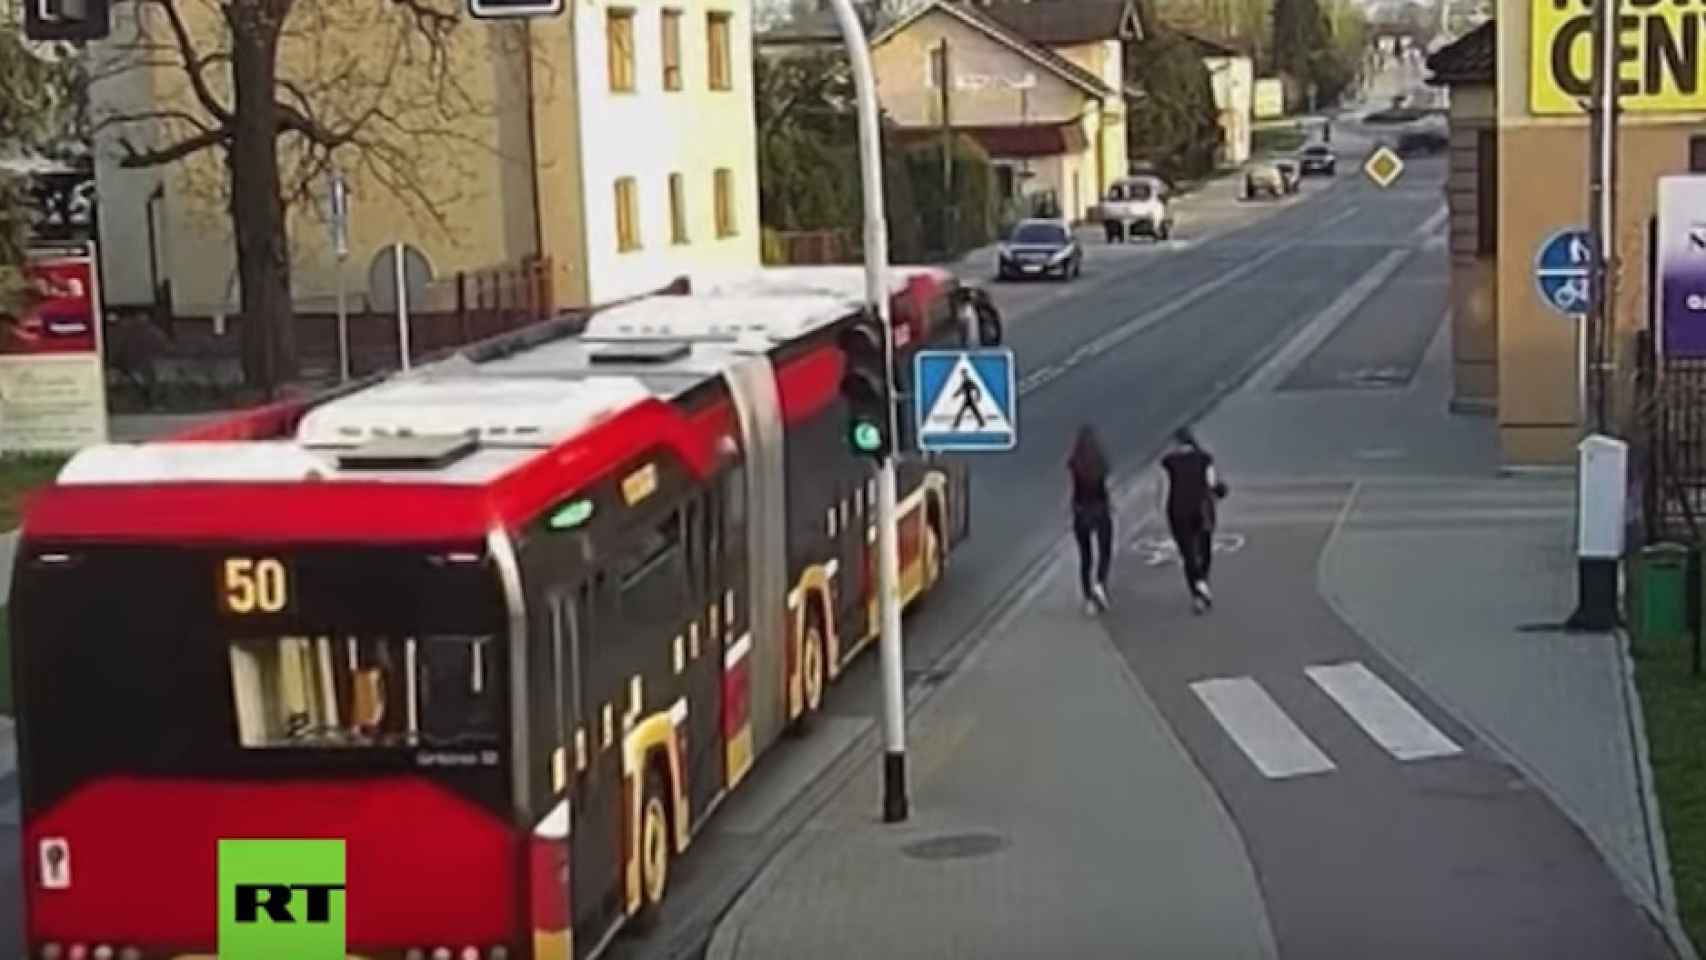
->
[[1159, 426, 1228, 614], [1068, 425, 1113, 615]]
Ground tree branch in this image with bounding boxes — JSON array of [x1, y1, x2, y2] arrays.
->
[[139, 0, 234, 124], [117, 127, 230, 167]]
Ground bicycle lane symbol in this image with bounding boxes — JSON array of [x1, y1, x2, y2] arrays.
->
[[1128, 533, 1247, 567]]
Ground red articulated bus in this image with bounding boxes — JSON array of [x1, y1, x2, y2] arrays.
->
[[11, 267, 998, 960]]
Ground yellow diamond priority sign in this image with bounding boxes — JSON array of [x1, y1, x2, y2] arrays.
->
[[1364, 146, 1404, 189]]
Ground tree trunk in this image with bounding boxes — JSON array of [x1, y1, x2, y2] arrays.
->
[[227, 0, 295, 393]]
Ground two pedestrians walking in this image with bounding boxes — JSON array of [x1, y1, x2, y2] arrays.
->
[[1160, 427, 1227, 614]]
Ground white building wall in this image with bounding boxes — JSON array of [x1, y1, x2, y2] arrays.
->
[[575, 0, 762, 305], [1204, 54, 1253, 166]]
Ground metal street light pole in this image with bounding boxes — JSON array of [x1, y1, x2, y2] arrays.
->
[[827, 0, 908, 823]]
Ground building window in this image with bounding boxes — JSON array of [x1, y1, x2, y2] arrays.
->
[[662, 10, 683, 91], [669, 173, 688, 244], [714, 168, 735, 237], [607, 9, 635, 93], [707, 12, 732, 91], [1476, 130, 1497, 258], [616, 177, 641, 252], [1691, 135, 1706, 173], [926, 45, 944, 88]]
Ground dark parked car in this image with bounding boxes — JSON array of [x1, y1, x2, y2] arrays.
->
[[997, 219, 1081, 282], [1397, 130, 1449, 156], [1298, 144, 1337, 176]]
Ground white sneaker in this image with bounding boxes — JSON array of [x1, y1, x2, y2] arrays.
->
[[1085, 599, 1100, 616], [1192, 594, 1207, 615], [1195, 581, 1213, 606], [1092, 583, 1111, 610]]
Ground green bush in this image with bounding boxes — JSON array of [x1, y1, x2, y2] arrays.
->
[[1125, 22, 1223, 182]]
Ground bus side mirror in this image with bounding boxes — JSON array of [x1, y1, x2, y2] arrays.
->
[[961, 289, 1002, 347]]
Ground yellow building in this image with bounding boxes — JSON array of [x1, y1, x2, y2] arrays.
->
[[868, 0, 1141, 224], [1433, 7, 1706, 465], [90, 0, 761, 321]]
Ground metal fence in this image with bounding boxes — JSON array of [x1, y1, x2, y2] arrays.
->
[[1639, 336, 1706, 542]]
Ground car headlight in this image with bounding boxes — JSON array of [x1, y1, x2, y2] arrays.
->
[[1048, 248, 1071, 262]]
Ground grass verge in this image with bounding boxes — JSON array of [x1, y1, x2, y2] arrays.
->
[[0, 453, 68, 531], [1634, 633, 1706, 951]]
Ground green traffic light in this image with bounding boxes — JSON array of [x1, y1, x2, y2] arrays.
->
[[851, 421, 884, 454]]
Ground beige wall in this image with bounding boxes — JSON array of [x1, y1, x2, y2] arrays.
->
[[873, 10, 1086, 127], [1495, 6, 1706, 463]]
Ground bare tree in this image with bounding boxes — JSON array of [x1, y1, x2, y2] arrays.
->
[[0, 3, 82, 313], [92, 0, 529, 391]]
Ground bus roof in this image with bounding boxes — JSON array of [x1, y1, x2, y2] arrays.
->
[[19, 270, 962, 544]]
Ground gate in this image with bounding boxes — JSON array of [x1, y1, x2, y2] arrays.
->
[[1639, 332, 1706, 543]]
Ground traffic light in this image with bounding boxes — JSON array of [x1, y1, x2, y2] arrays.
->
[[839, 310, 891, 459], [25, 0, 109, 41]]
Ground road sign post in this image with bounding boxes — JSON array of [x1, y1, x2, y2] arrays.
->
[[914, 349, 1018, 453], [330, 169, 351, 383]]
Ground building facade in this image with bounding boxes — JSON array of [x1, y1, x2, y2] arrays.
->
[[89, 0, 761, 321], [1446, 6, 1706, 467], [869, 0, 1141, 224], [1179, 33, 1253, 168]]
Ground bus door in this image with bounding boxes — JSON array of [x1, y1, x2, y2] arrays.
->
[[561, 579, 624, 950], [683, 490, 726, 823]]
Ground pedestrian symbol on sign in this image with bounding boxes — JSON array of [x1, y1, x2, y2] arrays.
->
[[914, 349, 1017, 452]]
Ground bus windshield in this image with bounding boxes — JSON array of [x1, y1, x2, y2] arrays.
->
[[229, 633, 502, 749]]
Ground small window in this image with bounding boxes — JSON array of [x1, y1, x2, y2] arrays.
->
[[927, 45, 945, 89], [619, 513, 688, 622], [714, 168, 736, 237], [707, 12, 732, 91], [1691, 134, 1706, 173], [615, 177, 641, 252], [662, 10, 683, 91], [669, 172, 689, 244], [1476, 131, 1497, 258], [607, 9, 636, 93], [725, 465, 746, 532]]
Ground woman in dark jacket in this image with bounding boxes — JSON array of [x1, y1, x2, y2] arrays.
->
[[1068, 425, 1114, 614]]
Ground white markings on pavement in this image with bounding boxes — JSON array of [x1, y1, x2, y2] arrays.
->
[[1191, 677, 1337, 780], [1411, 205, 1448, 242], [1305, 661, 1462, 762], [1241, 247, 1411, 395], [1016, 240, 1297, 397]]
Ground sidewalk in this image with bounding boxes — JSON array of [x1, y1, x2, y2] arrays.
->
[[708, 314, 1689, 956], [709, 552, 1278, 960]]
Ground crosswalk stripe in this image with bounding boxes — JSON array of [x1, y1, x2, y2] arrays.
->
[[1305, 661, 1462, 762], [1190, 677, 1337, 780]]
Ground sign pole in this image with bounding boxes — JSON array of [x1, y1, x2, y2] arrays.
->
[[394, 242, 412, 372], [331, 168, 350, 383], [828, 0, 907, 824]]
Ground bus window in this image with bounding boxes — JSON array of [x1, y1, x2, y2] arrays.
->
[[228, 633, 502, 748], [619, 512, 688, 630]]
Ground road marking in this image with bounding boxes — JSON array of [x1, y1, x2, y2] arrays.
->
[[1411, 204, 1448, 241], [1016, 240, 1296, 397], [1241, 247, 1410, 394], [1190, 676, 1337, 780], [1305, 661, 1462, 762]]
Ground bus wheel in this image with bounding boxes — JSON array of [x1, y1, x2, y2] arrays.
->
[[801, 614, 826, 715], [634, 769, 671, 930]]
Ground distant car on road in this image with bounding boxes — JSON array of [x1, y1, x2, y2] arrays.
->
[[1298, 144, 1337, 176], [997, 219, 1082, 282], [1098, 176, 1174, 243], [1245, 161, 1286, 200], [1397, 130, 1449, 156]]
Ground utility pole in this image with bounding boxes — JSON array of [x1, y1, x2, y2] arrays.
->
[[828, 0, 908, 823], [939, 38, 954, 252], [1587, 0, 1618, 436]]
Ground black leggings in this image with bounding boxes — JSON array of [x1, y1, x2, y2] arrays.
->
[[1073, 506, 1113, 600], [1169, 515, 1212, 591]]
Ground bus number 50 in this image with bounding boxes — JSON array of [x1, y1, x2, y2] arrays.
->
[[223, 557, 289, 614]]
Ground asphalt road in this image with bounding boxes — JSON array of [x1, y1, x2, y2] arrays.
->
[[597, 123, 1471, 960]]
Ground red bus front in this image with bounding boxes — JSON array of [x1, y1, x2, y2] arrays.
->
[[11, 537, 535, 959]]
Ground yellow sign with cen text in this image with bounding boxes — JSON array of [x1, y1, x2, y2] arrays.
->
[[1532, 0, 1706, 115]]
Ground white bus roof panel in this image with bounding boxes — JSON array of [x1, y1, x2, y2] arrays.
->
[[584, 293, 858, 344], [685, 265, 948, 300], [295, 373, 651, 448]]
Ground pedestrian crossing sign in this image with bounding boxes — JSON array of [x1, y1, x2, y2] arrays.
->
[[914, 349, 1017, 452]]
